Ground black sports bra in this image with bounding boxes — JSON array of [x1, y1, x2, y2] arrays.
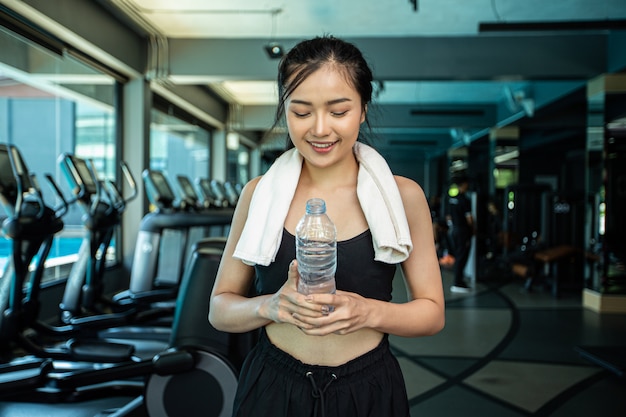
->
[[254, 229, 397, 301]]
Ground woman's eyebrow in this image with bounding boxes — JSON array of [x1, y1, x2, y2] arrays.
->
[[289, 98, 352, 106], [327, 98, 352, 105], [289, 99, 312, 105]]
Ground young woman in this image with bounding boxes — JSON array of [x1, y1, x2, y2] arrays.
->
[[210, 35, 445, 417]]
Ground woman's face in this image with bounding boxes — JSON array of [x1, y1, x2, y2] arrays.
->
[[286, 65, 365, 168]]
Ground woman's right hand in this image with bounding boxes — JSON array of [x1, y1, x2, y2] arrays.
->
[[259, 260, 326, 328]]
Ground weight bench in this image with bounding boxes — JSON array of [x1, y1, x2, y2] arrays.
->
[[511, 245, 579, 296]]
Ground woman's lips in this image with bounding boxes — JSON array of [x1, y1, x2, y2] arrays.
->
[[309, 141, 338, 153]]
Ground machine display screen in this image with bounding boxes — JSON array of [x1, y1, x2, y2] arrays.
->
[[70, 156, 98, 194], [0, 147, 15, 190], [151, 171, 176, 201]]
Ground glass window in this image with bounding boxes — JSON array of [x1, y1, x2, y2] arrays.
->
[[0, 24, 118, 281], [149, 108, 211, 203], [227, 143, 250, 187]]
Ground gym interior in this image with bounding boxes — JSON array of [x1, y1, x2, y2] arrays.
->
[[1, 1, 625, 416]]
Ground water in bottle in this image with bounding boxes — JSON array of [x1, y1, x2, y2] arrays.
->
[[296, 198, 336, 311]]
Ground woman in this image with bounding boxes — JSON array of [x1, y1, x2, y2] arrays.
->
[[210, 35, 445, 417]]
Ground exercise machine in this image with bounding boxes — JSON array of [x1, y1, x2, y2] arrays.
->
[[0, 144, 139, 398], [176, 174, 206, 211], [49, 239, 252, 417], [194, 177, 220, 208], [57, 155, 158, 315], [1, 147, 252, 415], [120, 169, 233, 298]]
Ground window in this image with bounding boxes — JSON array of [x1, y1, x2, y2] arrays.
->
[[0, 24, 118, 281], [227, 143, 250, 187], [149, 107, 211, 203]]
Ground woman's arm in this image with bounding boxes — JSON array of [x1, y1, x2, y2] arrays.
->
[[209, 177, 272, 333], [370, 176, 445, 336]]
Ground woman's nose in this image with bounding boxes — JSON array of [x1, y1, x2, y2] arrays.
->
[[311, 113, 331, 137]]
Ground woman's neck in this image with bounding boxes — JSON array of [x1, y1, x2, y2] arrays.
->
[[299, 152, 359, 191]]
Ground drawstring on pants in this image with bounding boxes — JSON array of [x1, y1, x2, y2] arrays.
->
[[306, 371, 337, 417]]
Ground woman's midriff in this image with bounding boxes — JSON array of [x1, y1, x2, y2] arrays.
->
[[265, 322, 384, 366]]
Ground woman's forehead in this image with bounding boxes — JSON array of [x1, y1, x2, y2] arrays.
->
[[289, 65, 357, 96]]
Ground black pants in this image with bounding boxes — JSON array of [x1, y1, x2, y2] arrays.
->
[[232, 329, 409, 417], [452, 232, 471, 285]]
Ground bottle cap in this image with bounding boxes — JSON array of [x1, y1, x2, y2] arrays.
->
[[305, 198, 326, 214]]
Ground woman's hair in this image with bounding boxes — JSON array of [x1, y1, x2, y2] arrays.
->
[[267, 35, 375, 149]]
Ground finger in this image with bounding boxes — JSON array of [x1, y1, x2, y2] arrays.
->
[[303, 293, 337, 310], [293, 304, 337, 324], [287, 259, 299, 285], [299, 321, 344, 336], [292, 302, 327, 319], [291, 313, 316, 330], [290, 259, 299, 274]]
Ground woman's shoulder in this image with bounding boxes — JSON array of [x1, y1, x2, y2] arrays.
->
[[231, 176, 264, 216], [393, 176, 429, 225], [394, 175, 424, 195], [240, 176, 263, 198]]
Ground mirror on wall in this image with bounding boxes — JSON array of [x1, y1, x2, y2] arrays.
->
[[585, 76, 626, 294]]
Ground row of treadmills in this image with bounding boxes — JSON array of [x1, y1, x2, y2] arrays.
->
[[0, 143, 256, 417]]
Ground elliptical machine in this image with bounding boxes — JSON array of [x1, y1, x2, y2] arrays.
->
[[1, 147, 252, 415], [56, 153, 141, 323], [0, 144, 139, 398]]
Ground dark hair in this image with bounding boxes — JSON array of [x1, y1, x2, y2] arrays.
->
[[267, 35, 375, 149]]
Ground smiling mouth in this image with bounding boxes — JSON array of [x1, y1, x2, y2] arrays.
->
[[309, 141, 338, 149]]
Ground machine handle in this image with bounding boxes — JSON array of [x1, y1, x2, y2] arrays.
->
[[85, 159, 103, 216], [120, 161, 139, 204], [44, 173, 70, 218]]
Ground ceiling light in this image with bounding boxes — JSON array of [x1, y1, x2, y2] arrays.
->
[[226, 132, 240, 150], [494, 149, 519, 164]]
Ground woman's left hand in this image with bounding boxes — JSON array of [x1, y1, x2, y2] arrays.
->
[[293, 290, 373, 336]]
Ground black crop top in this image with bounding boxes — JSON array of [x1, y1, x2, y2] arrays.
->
[[254, 229, 397, 301]]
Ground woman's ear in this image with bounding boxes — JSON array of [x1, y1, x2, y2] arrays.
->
[[360, 104, 367, 124]]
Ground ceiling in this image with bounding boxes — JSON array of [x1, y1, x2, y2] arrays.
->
[[103, 0, 626, 163]]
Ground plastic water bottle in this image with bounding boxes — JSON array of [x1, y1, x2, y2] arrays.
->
[[296, 198, 337, 310]]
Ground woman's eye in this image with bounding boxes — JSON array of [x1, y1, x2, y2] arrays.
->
[[331, 111, 348, 117], [292, 111, 309, 118]]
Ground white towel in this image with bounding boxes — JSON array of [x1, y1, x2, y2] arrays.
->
[[233, 142, 413, 266]]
